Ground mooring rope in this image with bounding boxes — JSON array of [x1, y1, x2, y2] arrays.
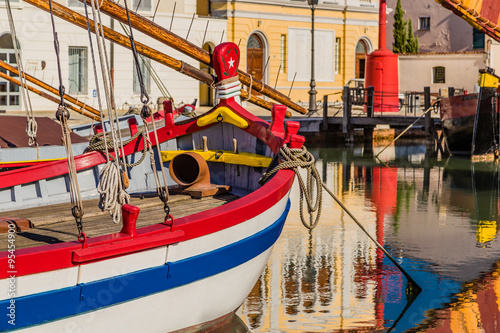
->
[[260, 145, 322, 229], [260, 144, 422, 292]]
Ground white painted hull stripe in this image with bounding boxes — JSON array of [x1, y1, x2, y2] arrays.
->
[[0, 200, 290, 332]]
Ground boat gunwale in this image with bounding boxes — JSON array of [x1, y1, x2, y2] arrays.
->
[[0, 101, 297, 279]]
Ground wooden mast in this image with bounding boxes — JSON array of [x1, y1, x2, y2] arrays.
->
[[79, 0, 307, 115], [0, 61, 101, 120], [22, 0, 290, 116], [0, 71, 100, 121]]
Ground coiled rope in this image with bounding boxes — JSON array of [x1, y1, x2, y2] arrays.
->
[[84, 129, 148, 168], [260, 145, 322, 230], [97, 161, 130, 223]]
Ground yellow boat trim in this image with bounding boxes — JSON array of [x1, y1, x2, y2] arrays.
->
[[161, 150, 271, 168], [196, 106, 248, 129], [0, 157, 64, 165]]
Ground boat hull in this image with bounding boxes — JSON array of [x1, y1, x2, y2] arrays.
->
[[0, 195, 291, 332], [440, 91, 499, 156]]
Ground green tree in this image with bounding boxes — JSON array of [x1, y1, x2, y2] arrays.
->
[[393, 0, 419, 54], [406, 18, 419, 53], [393, 0, 407, 53]]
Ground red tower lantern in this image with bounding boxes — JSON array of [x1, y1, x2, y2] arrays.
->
[[365, 0, 399, 113]]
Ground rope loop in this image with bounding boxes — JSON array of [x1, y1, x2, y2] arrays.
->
[[260, 145, 322, 229], [98, 161, 131, 223], [25, 118, 38, 146]]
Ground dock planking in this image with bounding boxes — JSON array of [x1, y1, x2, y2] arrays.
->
[[0, 193, 238, 251]]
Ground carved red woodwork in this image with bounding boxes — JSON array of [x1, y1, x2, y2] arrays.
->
[[212, 42, 240, 81]]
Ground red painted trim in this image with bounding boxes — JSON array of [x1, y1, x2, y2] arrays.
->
[[0, 169, 293, 278], [72, 230, 185, 263], [0, 99, 300, 278], [0, 101, 292, 188]]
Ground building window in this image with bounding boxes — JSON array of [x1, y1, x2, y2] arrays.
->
[[133, 56, 151, 95], [335, 37, 341, 74], [197, 0, 210, 16], [419, 17, 430, 30], [67, 0, 83, 7], [68, 46, 88, 95], [473, 28, 485, 49], [132, 0, 151, 12], [433, 66, 445, 84], [280, 34, 286, 73]]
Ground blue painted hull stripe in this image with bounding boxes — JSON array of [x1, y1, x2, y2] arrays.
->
[[0, 200, 290, 332]]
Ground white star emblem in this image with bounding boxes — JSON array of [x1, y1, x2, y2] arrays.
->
[[228, 58, 235, 68]]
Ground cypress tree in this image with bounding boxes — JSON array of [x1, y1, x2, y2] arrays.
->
[[393, 0, 407, 53], [406, 18, 419, 53]]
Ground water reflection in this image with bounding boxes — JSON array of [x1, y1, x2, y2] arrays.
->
[[236, 142, 500, 332]]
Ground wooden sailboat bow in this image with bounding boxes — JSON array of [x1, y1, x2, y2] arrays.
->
[[22, 0, 288, 116], [79, 0, 307, 115], [0, 60, 101, 120]]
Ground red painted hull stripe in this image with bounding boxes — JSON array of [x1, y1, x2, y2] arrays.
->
[[0, 169, 294, 279]]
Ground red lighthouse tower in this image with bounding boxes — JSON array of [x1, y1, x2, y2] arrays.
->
[[364, 0, 399, 112]]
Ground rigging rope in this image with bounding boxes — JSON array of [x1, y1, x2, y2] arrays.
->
[[118, 21, 174, 104], [84, 129, 148, 168], [84, 0, 130, 223], [123, 0, 171, 217], [6, 0, 36, 146], [48, 0, 85, 241]]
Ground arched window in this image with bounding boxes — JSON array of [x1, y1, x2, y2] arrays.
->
[[247, 34, 265, 95], [355, 40, 367, 79]]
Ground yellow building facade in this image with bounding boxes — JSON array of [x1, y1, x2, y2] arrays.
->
[[208, 0, 380, 106]]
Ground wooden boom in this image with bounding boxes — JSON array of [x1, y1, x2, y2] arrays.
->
[[22, 0, 290, 116], [80, 0, 307, 115], [0, 61, 101, 120], [0, 71, 100, 121]]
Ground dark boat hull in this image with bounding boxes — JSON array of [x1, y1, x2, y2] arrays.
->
[[440, 91, 499, 156]]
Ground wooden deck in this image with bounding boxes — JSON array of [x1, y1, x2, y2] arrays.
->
[[0, 193, 239, 251]]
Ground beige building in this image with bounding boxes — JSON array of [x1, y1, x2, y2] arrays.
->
[[207, 0, 380, 105], [384, 0, 500, 94], [0, 0, 226, 113]]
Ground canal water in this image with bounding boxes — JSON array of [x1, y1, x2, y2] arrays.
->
[[230, 141, 500, 332]]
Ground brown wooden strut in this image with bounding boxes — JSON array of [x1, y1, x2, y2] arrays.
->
[[79, 0, 307, 115], [0, 71, 100, 121], [22, 0, 290, 116], [0, 61, 101, 120]]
